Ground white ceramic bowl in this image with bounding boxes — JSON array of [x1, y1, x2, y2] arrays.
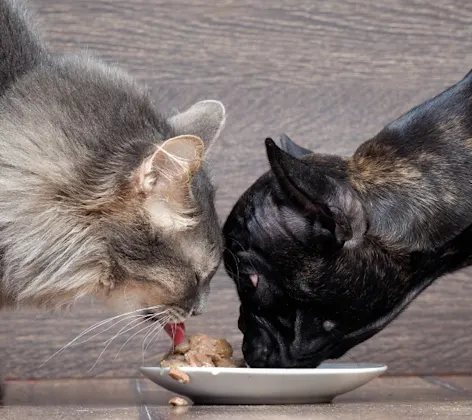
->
[[140, 362, 387, 405]]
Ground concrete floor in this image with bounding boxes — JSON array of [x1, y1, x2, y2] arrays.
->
[[2, 375, 472, 419]]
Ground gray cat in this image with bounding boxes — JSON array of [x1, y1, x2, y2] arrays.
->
[[0, 0, 225, 332]]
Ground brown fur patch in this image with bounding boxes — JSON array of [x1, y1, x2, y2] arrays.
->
[[348, 140, 422, 193], [106, 279, 177, 314], [465, 137, 472, 150]]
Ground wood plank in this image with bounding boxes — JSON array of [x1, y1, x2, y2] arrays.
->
[[2, 267, 472, 378], [1, 0, 472, 378], [32, 0, 472, 89]]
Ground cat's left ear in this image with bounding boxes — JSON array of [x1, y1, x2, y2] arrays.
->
[[136, 135, 206, 230], [137, 135, 204, 195], [168, 100, 226, 151]]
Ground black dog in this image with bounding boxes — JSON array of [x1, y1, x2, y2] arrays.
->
[[223, 70, 472, 368]]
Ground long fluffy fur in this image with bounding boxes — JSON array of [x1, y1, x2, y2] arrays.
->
[[0, 0, 224, 312]]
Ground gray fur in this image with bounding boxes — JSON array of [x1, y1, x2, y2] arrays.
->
[[170, 100, 226, 149], [0, 0, 225, 318]]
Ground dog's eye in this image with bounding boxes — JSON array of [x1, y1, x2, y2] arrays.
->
[[323, 320, 336, 332]]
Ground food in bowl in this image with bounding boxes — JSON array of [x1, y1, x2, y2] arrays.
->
[[168, 366, 190, 384], [160, 333, 245, 371], [159, 333, 246, 405]]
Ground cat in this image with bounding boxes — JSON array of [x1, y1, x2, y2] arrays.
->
[[224, 70, 472, 368], [0, 0, 226, 335]]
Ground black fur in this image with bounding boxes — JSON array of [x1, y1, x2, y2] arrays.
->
[[223, 70, 472, 368]]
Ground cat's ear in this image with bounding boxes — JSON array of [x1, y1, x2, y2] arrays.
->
[[265, 138, 365, 246], [278, 133, 312, 157], [137, 135, 204, 195], [136, 135, 205, 230], [168, 100, 226, 150]]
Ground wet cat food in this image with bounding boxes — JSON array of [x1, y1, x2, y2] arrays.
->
[[168, 366, 190, 384], [160, 334, 245, 371], [168, 396, 189, 406]]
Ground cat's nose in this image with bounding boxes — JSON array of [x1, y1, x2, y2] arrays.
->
[[191, 306, 204, 316], [191, 288, 210, 316]]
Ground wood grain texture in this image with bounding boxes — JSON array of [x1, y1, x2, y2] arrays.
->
[[1, 0, 472, 378], [3, 377, 472, 419]]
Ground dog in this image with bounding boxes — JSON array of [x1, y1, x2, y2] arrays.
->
[[223, 69, 472, 368]]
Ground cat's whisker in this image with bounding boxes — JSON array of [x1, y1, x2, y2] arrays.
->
[[76, 308, 162, 343], [224, 246, 238, 261], [71, 314, 146, 347], [39, 305, 165, 368], [88, 317, 156, 373], [95, 309, 167, 367], [143, 332, 163, 361], [94, 309, 168, 367], [326, 327, 360, 368], [40, 316, 134, 368], [112, 314, 166, 363], [142, 314, 172, 364], [141, 313, 169, 350], [230, 239, 247, 253], [229, 240, 249, 277], [226, 241, 247, 279], [141, 318, 163, 362], [343, 351, 360, 367], [224, 246, 242, 280], [103, 315, 157, 347], [143, 324, 166, 360], [73, 305, 163, 345]]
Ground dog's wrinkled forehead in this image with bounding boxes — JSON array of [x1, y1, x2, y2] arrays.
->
[[232, 174, 311, 251]]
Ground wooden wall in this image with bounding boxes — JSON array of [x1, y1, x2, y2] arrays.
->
[[1, 0, 472, 379]]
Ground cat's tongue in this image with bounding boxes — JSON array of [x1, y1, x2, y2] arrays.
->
[[164, 322, 186, 346]]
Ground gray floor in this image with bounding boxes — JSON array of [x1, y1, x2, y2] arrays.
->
[[3, 376, 472, 419]]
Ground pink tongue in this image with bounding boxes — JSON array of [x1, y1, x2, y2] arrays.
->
[[164, 322, 186, 345]]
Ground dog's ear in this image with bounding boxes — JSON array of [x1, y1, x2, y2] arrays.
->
[[278, 133, 312, 157], [265, 138, 365, 245]]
